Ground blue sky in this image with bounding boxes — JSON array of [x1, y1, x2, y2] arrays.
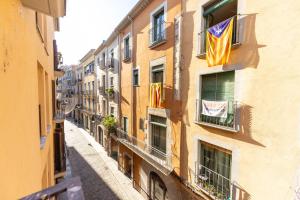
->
[[55, 0, 139, 65]]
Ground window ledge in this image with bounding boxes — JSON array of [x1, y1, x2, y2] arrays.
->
[[149, 39, 167, 49], [194, 120, 238, 133], [196, 42, 242, 59]]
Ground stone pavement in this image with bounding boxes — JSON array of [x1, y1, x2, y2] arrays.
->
[[64, 120, 144, 200]]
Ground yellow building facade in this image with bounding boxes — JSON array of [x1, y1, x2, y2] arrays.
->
[[0, 0, 66, 199], [181, 0, 300, 199]]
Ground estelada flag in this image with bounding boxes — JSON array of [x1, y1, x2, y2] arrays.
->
[[206, 18, 234, 67]]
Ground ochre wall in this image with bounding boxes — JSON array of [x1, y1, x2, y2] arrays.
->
[[132, 0, 182, 176], [181, 0, 300, 199], [0, 0, 57, 199]]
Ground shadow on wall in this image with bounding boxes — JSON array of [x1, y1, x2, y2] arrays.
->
[[179, 10, 196, 184], [227, 13, 266, 69], [67, 146, 121, 200], [201, 103, 265, 147]]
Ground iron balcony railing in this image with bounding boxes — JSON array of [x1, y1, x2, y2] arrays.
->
[[20, 177, 84, 200], [149, 21, 166, 47], [100, 59, 106, 69], [123, 48, 131, 61], [99, 86, 106, 95], [195, 163, 233, 200], [107, 58, 115, 70], [198, 15, 241, 56], [195, 99, 238, 131], [116, 128, 172, 169]]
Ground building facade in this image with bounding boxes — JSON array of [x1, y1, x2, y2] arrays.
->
[[80, 50, 97, 134], [0, 0, 67, 199], [181, 0, 300, 200], [70, 0, 300, 199]]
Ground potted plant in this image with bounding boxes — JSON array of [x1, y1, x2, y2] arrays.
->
[[102, 115, 116, 133], [105, 88, 115, 98]]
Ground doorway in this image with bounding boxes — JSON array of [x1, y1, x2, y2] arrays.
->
[[123, 154, 132, 179]]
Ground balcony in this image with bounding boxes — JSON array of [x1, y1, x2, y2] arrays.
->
[[195, 99, 238, 132], [20, 177, 84, 200], [123, 48, 131, 62], [53, 111, 65, 123], [53, 40, 64, 78], [197, 16, 241, 57], [99, 86, 106, 95], [115, 128, 172, 175], [100, 59, 106, 69], [107, 58, 115, 71], [149, 22, 166, 48], [194, 163, 235, 200], [21, 0, 66, 17]]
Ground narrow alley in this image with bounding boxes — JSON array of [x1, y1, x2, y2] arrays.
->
[[64, 120, 143, 200]]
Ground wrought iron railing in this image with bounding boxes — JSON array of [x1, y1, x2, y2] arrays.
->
[[195, 99, 238, 131], [108, 58, 115, 70], [149, 21, 166, 47], [123, 48, 131, 61], [198, 16, 241, 56], [20, 177, 84, 200], [195, 163, 232, 200], [116, 128, 172, 168], [99, 86, 106, 95]]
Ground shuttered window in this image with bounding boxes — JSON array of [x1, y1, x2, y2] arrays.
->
[[201, 71, 235, 127]]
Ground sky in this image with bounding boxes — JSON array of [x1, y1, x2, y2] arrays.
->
[[55, 0, 139, 65]]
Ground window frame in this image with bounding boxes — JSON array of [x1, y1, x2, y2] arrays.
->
[[132, 67, 140, 87], [123, 33, 131, 61], [149, 1, 167, 46]]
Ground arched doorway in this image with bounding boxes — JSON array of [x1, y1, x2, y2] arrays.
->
[[149, 172, 168, 200]]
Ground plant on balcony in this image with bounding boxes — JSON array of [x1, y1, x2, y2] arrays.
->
[[105, 88, 114, 97], [102, 115, 116, 133]]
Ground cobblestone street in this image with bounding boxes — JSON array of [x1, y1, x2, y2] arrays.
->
[[64, 120, 143, 200]]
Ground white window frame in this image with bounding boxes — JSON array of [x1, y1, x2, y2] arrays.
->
[[149, 1, 167, 44], [123, 32, 131, 59]]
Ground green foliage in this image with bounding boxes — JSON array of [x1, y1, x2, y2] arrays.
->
[[105, 88, 114, 95], [102, 115, 116, 132]]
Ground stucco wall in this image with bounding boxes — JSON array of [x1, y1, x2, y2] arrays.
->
[[0, 0, 57, 199], [181, 0, 300, 199]]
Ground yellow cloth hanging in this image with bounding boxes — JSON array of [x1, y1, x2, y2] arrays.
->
[[149, 83, 162, 108]]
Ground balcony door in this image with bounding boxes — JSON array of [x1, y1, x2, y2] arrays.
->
[[153, 10, 164, 41], [150, 115, 167, 159]]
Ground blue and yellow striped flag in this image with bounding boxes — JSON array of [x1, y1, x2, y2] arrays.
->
[[206, 18, 234, 67]]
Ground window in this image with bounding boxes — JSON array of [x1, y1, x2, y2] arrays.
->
[[124, 36, 131, 60], [200, 0, 238, 54], [152, 65, 164, 84], [102, 53, 106, 67], [123, 117, 128, 133], [110, 49, 114, 68], [150, 8, 166, 45], [133, 69, 139, 86], [150, 115, 167, 154], [200, 71, 235, 128], [198, 141, 231, 199], [110, 107, 115, 117], [92, 81, 94, 92], [110, 77, 114, 88]]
